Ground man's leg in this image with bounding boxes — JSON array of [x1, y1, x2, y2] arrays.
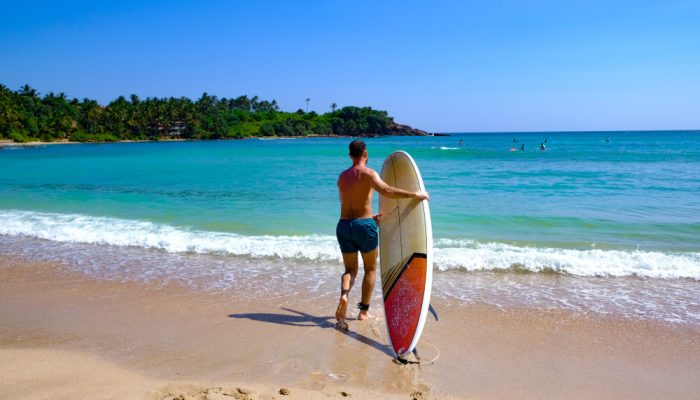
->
[[336, 252, 358, 323], [358, 248, 377, 321]]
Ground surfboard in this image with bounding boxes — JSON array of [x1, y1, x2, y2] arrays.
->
[[379, 150, 433, 359]]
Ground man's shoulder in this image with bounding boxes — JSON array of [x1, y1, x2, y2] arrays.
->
[[340, 165, 376, 175], [361, 166, 379, 178], [355, 164, 376, 174], [339, 166, 378, 185]]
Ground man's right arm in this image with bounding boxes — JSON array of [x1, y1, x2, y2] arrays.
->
[[368, 170, 430, 200]]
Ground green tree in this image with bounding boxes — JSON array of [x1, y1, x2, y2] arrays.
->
[[0, 82, 412, 142]]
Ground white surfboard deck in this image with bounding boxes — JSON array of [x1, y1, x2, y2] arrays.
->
[[379, 150, 433, 358]]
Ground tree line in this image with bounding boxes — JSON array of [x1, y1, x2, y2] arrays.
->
[[0, 84, 394, 142]]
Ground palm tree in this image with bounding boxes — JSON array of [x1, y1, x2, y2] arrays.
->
[[251, 95, 259, 112], [331, 102, 337, 112], [305, 98, 311, 112], [20, 84, 38, 98], [81, 98, 101, 134]]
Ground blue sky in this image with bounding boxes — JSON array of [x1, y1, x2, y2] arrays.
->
[[1, 0, 698, 132]]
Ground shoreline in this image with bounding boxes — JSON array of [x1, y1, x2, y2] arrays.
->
[[4, 129, 700, 148], [0, 133, 434, 148], [2, 254, 699, 400]]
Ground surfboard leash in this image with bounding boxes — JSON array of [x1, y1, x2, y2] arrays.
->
[[394, 340, 440, 366]]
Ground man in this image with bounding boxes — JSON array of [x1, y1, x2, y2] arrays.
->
[[335, 140, 429, 329]]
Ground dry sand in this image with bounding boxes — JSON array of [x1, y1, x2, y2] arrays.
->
[[1, 255, 699, 400]]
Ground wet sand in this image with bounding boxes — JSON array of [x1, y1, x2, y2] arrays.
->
[[1, 255, 699, 400]]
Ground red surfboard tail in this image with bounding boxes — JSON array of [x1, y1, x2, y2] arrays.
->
[[383, 253, 427, 356]]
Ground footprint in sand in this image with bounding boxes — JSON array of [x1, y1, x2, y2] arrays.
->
[[370, 318, 384, 338], [272, 357, 303, 375], [160, 386, 254, 400]]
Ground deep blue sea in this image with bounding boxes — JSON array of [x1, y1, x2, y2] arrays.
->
[[2, 131, 699, 325]]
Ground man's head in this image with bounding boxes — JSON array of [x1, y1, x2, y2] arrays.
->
[[349, 140, 367, 161]]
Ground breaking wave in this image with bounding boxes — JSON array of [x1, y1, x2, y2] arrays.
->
[[1, 210, 698, 279]]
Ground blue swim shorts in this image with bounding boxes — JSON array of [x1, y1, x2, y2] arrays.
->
[[336, 218, 379, 254]]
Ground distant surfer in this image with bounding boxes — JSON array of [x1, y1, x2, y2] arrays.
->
[[335, 140, 429, 329], [458, 139, 463, 146], [540, 142, 546, 151], [521, 144, 525, 151]]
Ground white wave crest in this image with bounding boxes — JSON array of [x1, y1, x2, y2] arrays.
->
[[0, 210, 340, 261], [431, 146, 460, 150], [433, 239, 700, 279], [1, 210, 698, 279]]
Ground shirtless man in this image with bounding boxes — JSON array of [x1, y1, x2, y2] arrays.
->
[[335, 140, 429, 328]]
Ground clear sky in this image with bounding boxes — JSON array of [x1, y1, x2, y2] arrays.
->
[[1, 0, 698, 132]]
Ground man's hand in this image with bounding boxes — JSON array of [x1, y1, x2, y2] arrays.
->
[[414, 190, 430, 201], [372, 212, 383, 226]]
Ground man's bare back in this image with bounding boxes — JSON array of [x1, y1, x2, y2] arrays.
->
[[338, 164, 374, 220]]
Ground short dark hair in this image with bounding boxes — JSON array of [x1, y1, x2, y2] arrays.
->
[[349, 140, 366, 158]]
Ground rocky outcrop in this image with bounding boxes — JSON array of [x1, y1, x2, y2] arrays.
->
[[387, 122, 429, 136], [372, 122, 429, 136]]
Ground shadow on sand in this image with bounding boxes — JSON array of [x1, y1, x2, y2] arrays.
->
[[229, 307, 394, 358]]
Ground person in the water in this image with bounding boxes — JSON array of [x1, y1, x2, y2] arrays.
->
[[540, 143, 546, 151]]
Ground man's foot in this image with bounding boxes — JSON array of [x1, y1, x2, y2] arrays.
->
[[335, 296, 348, 322], [335, 320, 349, 331], [357, 303, 371, 321], [335, 296, 349, 331], [358, 310, 371, 321]]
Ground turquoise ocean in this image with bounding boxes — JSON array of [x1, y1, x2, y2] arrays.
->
[[2, 131, 699, 325]]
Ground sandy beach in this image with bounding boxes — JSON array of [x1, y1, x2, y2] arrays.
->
[[0, 139, 189, 148], [1, 255, 698, 400]]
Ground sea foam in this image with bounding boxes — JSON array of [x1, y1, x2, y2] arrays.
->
[[0, 210, 339, 261], [1, 210, 698, 280], [431, 146, 460, 150]]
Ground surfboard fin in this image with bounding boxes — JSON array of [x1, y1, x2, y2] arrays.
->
[[429, 304, 439, 321]]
